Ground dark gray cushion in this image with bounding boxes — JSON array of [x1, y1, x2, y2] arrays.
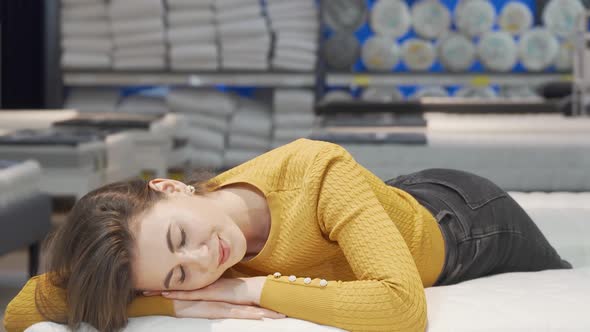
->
[[0, 193, 52, 255]]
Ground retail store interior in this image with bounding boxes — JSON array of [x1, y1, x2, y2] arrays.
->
[[1, 0, 590, 331]]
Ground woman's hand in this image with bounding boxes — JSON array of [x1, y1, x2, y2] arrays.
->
[[142, 277, 284, 320], [144, 277, 267, 306], [172, 300, 286, 320]]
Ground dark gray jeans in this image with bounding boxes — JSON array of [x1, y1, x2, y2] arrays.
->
[[385, 168, 573, 287]]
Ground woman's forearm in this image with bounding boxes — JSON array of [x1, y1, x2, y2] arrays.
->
[[126, 295, 175, 317]]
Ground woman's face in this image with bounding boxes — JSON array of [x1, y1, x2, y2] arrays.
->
[[131, 180, 247, 291]]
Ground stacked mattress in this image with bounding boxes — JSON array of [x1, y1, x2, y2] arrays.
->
[[0, 128, 108, 198], [0, 110, 185, 191], [0, 110, 140, 183], [53, 112, 181, 178]]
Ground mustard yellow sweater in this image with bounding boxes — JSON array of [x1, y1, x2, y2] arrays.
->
[[4, 138, 445, 332]]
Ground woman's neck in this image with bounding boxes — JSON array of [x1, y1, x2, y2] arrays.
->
[[207, 184, 271, 260]]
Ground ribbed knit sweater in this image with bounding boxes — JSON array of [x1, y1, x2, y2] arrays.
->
[[4, 138, 445, 332]]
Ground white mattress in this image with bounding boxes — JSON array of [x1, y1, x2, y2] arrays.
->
[[0, 110, 78, 130], [109, 113, 179, 178], [425, 266, 590, 332], [23, 191, 590, 332], [424, 113, 590, 134], [102, 132, 141, 182], [0, 160, 42, 208], [26, 267, 590, 332]]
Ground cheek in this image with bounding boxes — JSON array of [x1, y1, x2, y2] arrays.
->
[[183, 271, 223, 290], [131, 237, 172, 291], [131, 262, 158, 291]]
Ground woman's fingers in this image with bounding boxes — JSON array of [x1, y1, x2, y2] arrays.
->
[[253, 307, 287, 319], [235, 305, 286, 319], [142, 291, 161, 296], [161, 290, 200, 300], [174, 300, 287, 320]]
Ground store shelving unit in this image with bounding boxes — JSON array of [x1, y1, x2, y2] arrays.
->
[[51, 0, 321, 105], [51, 1, 578, 116], [573, 11, 590, 116], [312, 1, 579, 116], [316, 98, 560, 114]]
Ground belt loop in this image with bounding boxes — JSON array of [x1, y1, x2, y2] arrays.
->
[[435, 209, 453, 225]]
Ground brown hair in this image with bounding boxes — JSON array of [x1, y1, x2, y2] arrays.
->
[[36, 170, 217, 332]]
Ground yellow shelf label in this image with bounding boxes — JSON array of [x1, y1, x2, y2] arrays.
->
[[471, 76, 490, 87], [167, 171, 186, 181], [353, 75, 371, 86], [560, 75, 573, 82], [141, 170, 156, 181]]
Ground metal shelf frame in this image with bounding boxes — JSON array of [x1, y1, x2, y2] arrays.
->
[[63, 71, 316, 87], [50, 1, 578, 117], [326, 73, 572, 88], [573, 11, 590, 116]]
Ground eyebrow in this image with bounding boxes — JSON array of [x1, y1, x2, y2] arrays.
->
[[166, 224, 173, 253], [164, 224, 173, 289]]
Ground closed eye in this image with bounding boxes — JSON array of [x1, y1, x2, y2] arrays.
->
[[178, 265, 186, 284], [177, 226, 187, 285], [179, 226, 186, 248]]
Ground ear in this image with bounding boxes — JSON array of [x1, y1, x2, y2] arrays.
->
[[148, 178, 187, 195]]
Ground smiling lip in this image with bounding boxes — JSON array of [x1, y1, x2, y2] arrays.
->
[[218, 236, 229, 266]]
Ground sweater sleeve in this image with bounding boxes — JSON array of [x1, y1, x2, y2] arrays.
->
[[259, 142, 427, 332], [3, 274, 175, 332]]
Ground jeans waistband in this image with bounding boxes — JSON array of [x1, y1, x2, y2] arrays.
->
[[398, 187, 459, 287]]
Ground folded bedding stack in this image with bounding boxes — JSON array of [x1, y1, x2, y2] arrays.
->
[[109, 0, 167, 70], [166, 0, 219, 71], [64, 87, 120, 113], [117, 93, 191, 173], [225, 99, 272, 167], [272, 89, 316, 148], [267, 0, 318, 71], [0, 160, 42, 209], [216, 0, 271, 70], [166, 88, 237, 169], [60, 0, 112, 69], [117, 94, 169, 115]]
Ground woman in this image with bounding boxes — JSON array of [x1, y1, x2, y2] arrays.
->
[[4, 138, 571, 332]]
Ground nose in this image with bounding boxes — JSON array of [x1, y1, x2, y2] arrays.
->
[[180, 243, 211, 268]]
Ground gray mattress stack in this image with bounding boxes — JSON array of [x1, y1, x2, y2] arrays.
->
[[0, 160, 51, 257], [0, 128, 108, 198], [328, 114, 590, 192]]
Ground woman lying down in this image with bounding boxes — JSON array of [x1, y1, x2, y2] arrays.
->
[[3, 138, 572, 332]]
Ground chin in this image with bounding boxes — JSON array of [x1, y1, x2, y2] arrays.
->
[[236, 240, 248, 264], [226, 230, 247, 265]]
